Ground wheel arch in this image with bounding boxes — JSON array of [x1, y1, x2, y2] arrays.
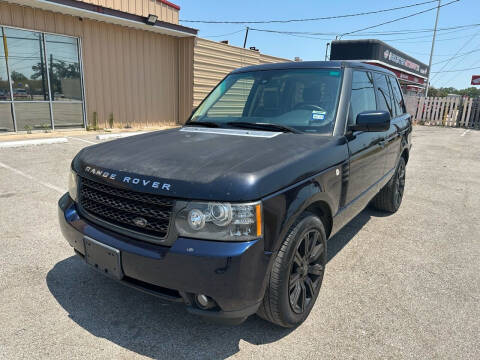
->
[[304, 201, 333, 239]]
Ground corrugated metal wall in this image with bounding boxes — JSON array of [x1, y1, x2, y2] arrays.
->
[[193, 38, 290, 107], [78, 0, 179, 23], [0, 2, 193, 128]]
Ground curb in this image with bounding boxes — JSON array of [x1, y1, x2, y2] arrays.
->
[[0, 138, 68, 148], [96, 131, 146, 140]]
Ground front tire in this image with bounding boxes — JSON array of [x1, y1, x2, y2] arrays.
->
[[371, 157, 406, 213], [257, 213, 327, 328]]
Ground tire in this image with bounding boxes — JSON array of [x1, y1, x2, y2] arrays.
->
[[257, 212, 327, 328], [371, 157, 406, 213]]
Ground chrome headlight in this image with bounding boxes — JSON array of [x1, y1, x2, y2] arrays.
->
[[175, 201, 262, 241], [68, 169, 78, 202]]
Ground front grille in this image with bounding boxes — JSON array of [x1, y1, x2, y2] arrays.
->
[[79, 177, 174, 240]]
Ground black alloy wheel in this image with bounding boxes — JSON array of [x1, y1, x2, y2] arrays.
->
[[288, 229, 324, 314], [370, 157, 407, 213], [257, 213, 327, 327], [393, 159, 406, 209]]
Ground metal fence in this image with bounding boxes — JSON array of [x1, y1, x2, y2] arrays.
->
[[405, 95, 480, 129]]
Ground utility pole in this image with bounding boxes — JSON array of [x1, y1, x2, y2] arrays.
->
[[425, 0, 441, 98], [243, 27, 249, 48], [324, 43, 330, 61]]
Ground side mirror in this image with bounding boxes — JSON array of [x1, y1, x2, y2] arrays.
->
[[350, 111, 390, 132]]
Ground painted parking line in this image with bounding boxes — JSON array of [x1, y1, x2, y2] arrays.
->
[[0, 138, 68, 148], [461, 129, 471, 137], [0, 161, 64, 194], [67, 136, 97, 145], [96, 131, 146, 140]]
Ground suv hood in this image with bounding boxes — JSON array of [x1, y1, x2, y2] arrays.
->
[[74, 127, 347, 201]]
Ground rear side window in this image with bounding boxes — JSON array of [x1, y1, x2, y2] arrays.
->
[[373, 73, 394, 117], [350, 71, 376, 124], [388, 76, 406, 116]]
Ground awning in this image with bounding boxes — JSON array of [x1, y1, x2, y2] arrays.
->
[[5, 0, 198, 37]]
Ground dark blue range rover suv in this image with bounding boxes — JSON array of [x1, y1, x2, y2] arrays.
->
[[59, 61, 411, 327]]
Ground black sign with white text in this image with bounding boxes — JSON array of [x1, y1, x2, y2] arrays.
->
[[330, 39, 428, 78]]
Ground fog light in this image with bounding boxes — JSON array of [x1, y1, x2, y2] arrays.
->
[[195, 294, 215, 309]]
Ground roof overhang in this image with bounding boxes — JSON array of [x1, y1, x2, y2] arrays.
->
[[4, 0, 197, 37]]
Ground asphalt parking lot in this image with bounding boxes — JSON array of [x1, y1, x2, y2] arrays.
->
[[0, 126, 479, 359]]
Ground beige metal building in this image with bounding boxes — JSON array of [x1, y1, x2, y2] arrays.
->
[[0, 0, 288, 132]]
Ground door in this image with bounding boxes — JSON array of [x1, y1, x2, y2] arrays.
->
[[345, 70, 385, 207], [383, 76, 407, 175], [372, 72, 398, 179]]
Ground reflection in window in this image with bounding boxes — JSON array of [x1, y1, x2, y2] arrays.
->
[[0, 29, 11, 102], [207, 78, 254, 117], [4, 28, 49, 101], [373, 73, 394, 116], [388, 76, 405, 116], [0, 26, 84, 130], [0, 103, 14, 132], [350, 71, 377, 124], [52, 103, 83, 127], [15, 102, 51, 131], [46, 35, 82, 101]]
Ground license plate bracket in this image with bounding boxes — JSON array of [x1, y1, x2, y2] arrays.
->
[[84, 237, 123, 280]]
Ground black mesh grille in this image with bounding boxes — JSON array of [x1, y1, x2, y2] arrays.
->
[[79, 177, 174, 239]]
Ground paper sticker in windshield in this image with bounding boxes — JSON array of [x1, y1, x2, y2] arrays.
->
[[311, 110, 326, 122]]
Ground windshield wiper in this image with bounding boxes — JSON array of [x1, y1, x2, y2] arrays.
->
[[227, 122, 301, 134], [184, 121, 220, 128]]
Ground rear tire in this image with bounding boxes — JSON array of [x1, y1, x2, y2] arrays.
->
[[257, 212, 327, 328], [371, 157, 406, 213]]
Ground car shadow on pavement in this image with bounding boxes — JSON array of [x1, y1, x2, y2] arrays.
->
[[46, 256, 293, 359], [327, 207, 384, 262], [46, 207, 384, 359]]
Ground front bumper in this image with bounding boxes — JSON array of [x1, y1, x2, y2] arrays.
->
[[58, 193, 271, 322]]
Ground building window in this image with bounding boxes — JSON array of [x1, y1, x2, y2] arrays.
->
[[0, 26, 85, 132]]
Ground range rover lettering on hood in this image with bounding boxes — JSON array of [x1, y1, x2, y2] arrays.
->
[[84, 166, 171, 191]]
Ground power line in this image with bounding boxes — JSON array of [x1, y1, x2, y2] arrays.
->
[[438, 53, 480, 86], [432, 48, 480, 65], [345, 23, 480, 36], [202, 29, 245, 38], [431, 29, 480, 81], [249, 26, 475, 43], [386, 32, 480, 44], [248, 20, 476, 38], [339, 0, 460, 38], [348, 28, 478, 42], [180, 1, 439, 24], [431, 65, 480, 73]]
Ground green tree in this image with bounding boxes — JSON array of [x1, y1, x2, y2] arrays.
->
[[10, 71, 28, 83]]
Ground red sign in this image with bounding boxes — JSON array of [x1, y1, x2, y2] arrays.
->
[[472, 75, 480, 85]]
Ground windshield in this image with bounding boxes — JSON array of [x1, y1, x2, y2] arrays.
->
[[190, 68, 343, 134]]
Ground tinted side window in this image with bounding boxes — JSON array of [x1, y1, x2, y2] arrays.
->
[[389, 76, 406, 116], [373, 73, 394, 116], [350, 71, 376, 124]]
